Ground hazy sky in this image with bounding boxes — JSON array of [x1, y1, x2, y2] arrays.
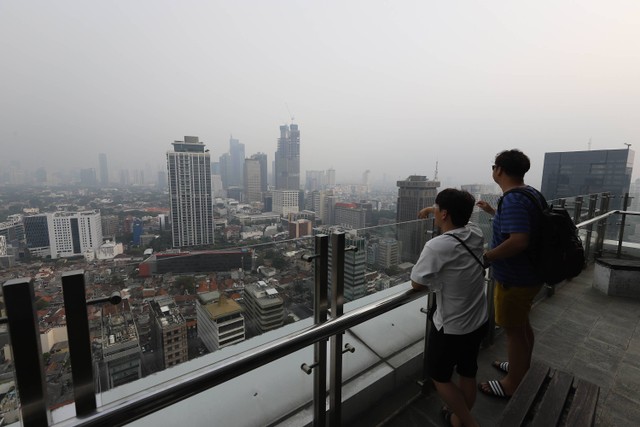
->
[[2, 1, 639, 188]]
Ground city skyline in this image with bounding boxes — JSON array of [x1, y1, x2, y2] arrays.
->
[[2, 2, 640, 189]]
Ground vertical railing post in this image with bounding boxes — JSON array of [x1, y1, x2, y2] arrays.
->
[[617, 193, 630, 258], [484, 274, 496, 346], [313, 234, 329, 426], [62, 270, 97, 415], [586, 193, 609, 259], [573, 196, 584, 224], [419, 291, 435, 394], [329, 232, 345, 427], [3, 278, 49, 426], [584, 195, 598, 260]]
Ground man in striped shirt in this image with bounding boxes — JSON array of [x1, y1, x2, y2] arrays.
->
[[476, 149, 544, 399]]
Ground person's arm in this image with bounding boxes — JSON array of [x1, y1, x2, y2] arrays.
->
[[418, 205, 434, 219], [476, 200, 495, 216], [411, 281, 429, 291], [484, 232, 529, 262]]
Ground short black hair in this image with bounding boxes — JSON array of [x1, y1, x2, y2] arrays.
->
[[495, 149, 530, 179], [435, 188, 475, 227]]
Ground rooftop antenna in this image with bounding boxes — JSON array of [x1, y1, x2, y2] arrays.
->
[[434, 161, 439, 181]]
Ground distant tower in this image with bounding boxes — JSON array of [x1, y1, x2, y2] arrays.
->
[[167, 136, 214, 248], [326, 168, 336, 188], [99, 153, 109, 186], [274, 124, 300, 190], [362, 169, 370, 192], [251, 153, 268, 193], [396, 175, 440, 263], [229, 136, 245, 187], [244, 157, 263, 203]]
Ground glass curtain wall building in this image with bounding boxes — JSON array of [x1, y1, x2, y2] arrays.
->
[[541, 148, 634, 208]]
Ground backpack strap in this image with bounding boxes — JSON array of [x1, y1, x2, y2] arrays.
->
[[444, 233, 486, 271], [497, 187, 548, 213]]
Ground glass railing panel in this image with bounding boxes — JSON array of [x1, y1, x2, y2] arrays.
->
[[88, 236, 316, 404], [54, 336, 320, 426], [331, 219, 441, 308], [0, 320, 19, 425]]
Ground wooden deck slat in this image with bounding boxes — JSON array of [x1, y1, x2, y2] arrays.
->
[[497, 362, 599, 427], [498, 361, 549, 427], [531, 370, 573, 427], [565, 379, 600, 427]]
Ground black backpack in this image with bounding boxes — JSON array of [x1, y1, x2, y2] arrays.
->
[[498, 188, 585, 285]]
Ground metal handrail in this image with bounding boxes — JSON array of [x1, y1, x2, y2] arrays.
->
[[54, 287, 429, 427], [576, 210, 640, 229]]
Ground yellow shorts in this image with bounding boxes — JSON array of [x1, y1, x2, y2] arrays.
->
[[494, 281, 543, 328]]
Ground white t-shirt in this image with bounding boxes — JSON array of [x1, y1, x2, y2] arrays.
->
[[410, 223, 488, 335]]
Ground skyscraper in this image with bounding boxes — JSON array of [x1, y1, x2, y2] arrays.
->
[[99, 153, 109, 186], [167, 136, 214, 248], [251, 153, 268, 193], [326, 168, 336, 188], [275, 124, 300, 190], [219, 153, 230, 189], [541, 148, 634, 207], [229, 136, 245, 187], [396, 175, 439, 263], [243, 157, 262, 203]]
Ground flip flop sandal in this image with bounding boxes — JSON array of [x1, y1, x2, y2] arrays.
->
[[478, 380, 511, 399], [491, 360, 509, 373], [440, 405, 454, 426]]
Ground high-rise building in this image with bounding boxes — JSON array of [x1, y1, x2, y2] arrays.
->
[[343, 234, 367, 302], [376, 238, 399, 270], [541, 148, 634, 207], [167, 136, 214, 248], [99, 153, 109, 186], [316, 226, 367, 302], [243, 282, 284, 333], [251, 153, 268, 193], [243, 157, 263, 203], [326, 168, 336, 187], [334, 203, 367, 230], [149, 296, 188, 369], [0, 215, 25, 247], [119, 169, 130, 186], [305, 170, 325, 191], [219, 153, 231, 189], [272, 190, 299, 216], [197, 291, 245, 352], [274, 124, 300, 190], [80, 168, 98, 187], [24, 214, 50, 257], [99, 299, 141, 390], [229, 136, 245, 187], [47, 210, 103, 259], [396, 175, 439, 263], [101, 215, 120, 239], [157, 171, 167, 190]]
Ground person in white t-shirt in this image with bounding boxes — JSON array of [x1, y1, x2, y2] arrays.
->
[[412, 188, 488, 427]]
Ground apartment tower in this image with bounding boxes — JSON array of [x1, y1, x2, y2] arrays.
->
[[167, 136, 214, 248]]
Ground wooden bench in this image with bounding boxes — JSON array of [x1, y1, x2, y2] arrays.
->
[[498, 361, 600, 427]]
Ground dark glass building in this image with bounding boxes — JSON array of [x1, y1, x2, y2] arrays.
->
[[541, 148, 634, 208], [24, 215, 50, 248]]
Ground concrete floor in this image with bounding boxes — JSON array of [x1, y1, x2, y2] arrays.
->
[[355, 264, 640, 427]]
